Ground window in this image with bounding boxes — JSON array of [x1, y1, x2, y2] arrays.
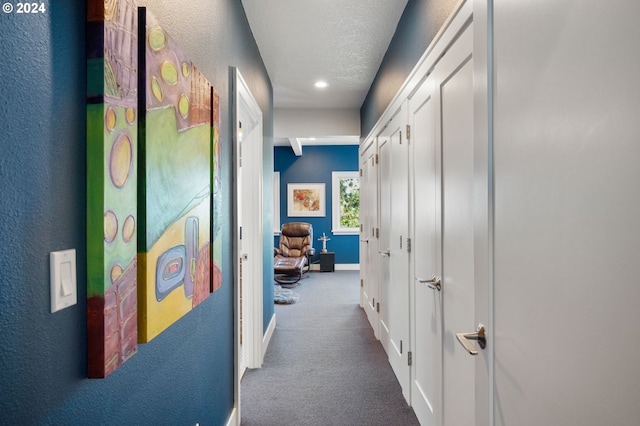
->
[[332, 171, 360, 234]]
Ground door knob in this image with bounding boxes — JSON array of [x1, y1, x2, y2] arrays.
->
[[416, 275, 441, 291], [378, 249, 391, 257], [455, 324, 486, 355]]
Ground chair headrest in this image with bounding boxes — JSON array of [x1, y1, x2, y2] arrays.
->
[[281, 222, 312, 237]]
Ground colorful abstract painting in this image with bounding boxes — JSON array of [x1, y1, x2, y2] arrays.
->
[[86, 0, 139, 378], [137, 8, 214, 342], [211, 89, 223, 292]]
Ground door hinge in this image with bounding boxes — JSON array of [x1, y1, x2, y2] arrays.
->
[[400, 235, 402, 249], [376, 228, 380, 238], [399, 131, 402, 145], [360, 279, 364, 288], [408, 351, 413, 366], [400, 340, 403, 354], [376, 302, 380, 313], [375, 154, 379, 164], [360, 224, 363, 232], [360, 168, 363, 177], [407, 237, 412, 253], [406, 124, 411, 141], [239, 226, 242, 240]]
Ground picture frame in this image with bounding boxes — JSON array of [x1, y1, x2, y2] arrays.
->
[[287, 183, 325, 217]]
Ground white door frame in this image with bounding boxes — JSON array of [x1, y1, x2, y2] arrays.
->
[[232, 67, 264, 423]]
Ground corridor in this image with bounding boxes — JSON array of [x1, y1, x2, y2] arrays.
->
[[241, 271, 419, 425]]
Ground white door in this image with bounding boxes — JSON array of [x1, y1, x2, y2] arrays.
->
[[436, 23, 476, 426], [410, 74, 441, 426], [361, 144, 380, 337], [233, 68, 263, 382], [378, 137, 391, 355], [486, 2, 640, 425], [387, 105, 411, 402]]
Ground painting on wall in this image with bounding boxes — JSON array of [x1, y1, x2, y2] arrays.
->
[[137, 8, 214, 343], [211, 88, 223, 292], [287, 183, 326, 217], [86, 0, 139, 378]]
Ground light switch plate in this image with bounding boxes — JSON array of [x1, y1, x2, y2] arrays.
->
[[50, 249, 77, 313]]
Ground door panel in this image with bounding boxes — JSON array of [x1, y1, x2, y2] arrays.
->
[[378, 138, 391, 355], [361, 147, 380, 336], [492, 2, 640, 425], [388, 106, 411, 401], [436, 24, 475, 426], [410, 75, 440, 426]]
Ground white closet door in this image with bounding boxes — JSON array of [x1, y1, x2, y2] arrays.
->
[[388, 104, 411, 402], [410, 74, 441, 426], [378, 138, 392, 355], [435, 23, 476, 426], [491, 1, 640, 425], [361, 146, 380, 337]]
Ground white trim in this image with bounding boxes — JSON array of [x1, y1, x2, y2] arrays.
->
[[273, 172, 280, 233], [310, 263, 360, 271], [262, 313, 276, 359], [225, 407, 238, 426], [331, 171, 360, 234]]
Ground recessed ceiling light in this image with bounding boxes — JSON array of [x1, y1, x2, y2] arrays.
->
[[314, 81, 328, 89]]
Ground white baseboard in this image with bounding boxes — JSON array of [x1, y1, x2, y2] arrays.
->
[[336, 264, 360, 271], [310, 263, 360, 271], [225, 407, 238, 426], [262, 313, 276, 360]]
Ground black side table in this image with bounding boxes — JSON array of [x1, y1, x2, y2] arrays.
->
[[319, 252, 335, 272]]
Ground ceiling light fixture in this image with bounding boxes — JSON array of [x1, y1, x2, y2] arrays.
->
[[314, 81, 328, 89]]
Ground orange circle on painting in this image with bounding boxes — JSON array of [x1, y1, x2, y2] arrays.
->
[[109, 131, 132, 188], [151, 76, 163, 101], [122, 215, 135, 243], [125, 107, 136, 125], [105, 107, 117, 132], [160, 61, 179, 86], [104, 210, 118, 243], [110, 264, 123, 283], [178, 94, 190, 119]]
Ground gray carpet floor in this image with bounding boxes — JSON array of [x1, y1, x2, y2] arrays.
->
[[240, 270, 420, 426]]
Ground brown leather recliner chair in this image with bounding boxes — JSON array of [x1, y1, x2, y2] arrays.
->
[[274, 222, 315, 284]]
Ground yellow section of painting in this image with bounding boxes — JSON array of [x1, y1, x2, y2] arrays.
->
[[139, 198, 209, 342]]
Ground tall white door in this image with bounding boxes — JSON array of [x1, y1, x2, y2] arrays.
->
[[387, 105, 411, 401], [233, 68, 263, 383], [410, 74, 441, 426], [436, 22, 476, 426], [485, 1, 640, 425], [361, 145, 380, 337], [378, 138, 391, 355]]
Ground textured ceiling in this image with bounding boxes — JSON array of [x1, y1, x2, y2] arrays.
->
[[241, 0, 408, 109]]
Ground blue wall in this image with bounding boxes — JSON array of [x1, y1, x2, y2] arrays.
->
[[360, 0, 458, 136], [275, 145, 359, 265], [0, 1, 272, 424]]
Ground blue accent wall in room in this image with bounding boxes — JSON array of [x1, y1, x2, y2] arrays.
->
[[0, 1, 272, 424], [275, 145, 360, 265]]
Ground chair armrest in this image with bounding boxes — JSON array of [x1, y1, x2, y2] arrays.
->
[[274, 248, 282, 256]]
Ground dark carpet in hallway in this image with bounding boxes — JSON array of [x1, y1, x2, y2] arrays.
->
[[240, 270, 419, 426]]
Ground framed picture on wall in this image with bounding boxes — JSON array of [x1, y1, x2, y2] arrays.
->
[[287, 183, 325, 217]]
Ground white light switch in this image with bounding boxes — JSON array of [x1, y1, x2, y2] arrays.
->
[[50, 249, 77, 313]]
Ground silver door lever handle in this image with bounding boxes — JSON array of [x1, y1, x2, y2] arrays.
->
[[378, 249, 390, 257], [415, 275, 441, 291], [456, 324, 486, 355]]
